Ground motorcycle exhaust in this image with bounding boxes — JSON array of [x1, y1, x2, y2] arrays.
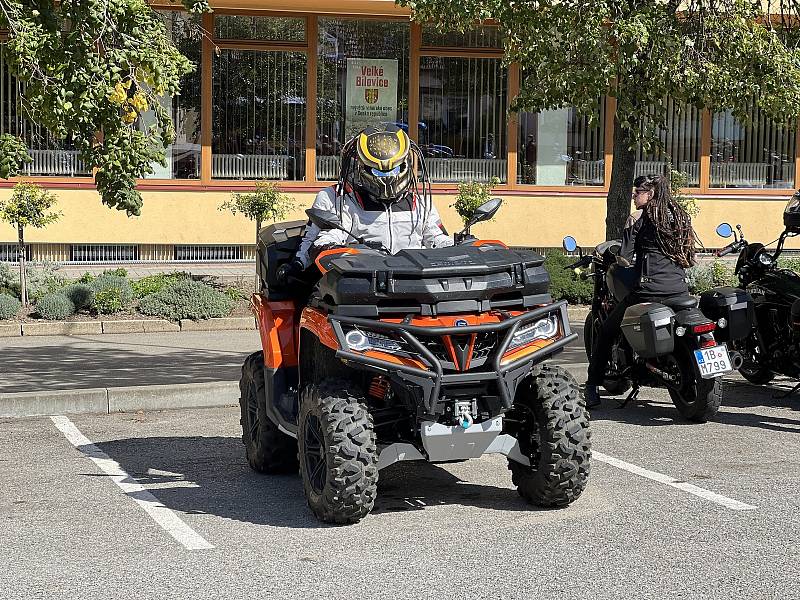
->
[[729, 350, 744, 370]]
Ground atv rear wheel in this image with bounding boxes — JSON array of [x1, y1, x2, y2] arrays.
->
[[298, 378, 378, 524], [668, 349, 722, 422], [583, 313, 631, 396], [509, 365, 591, 507], [239, 351, 298, 474]]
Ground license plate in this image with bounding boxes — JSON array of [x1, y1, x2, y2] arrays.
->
[[693, 345, 733, 379]]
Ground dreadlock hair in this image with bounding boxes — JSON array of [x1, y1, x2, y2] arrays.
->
[[634, 173, 697, 268]]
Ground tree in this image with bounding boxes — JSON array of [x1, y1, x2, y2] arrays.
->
[[0, 0, 211, 216], [219, 180, 295, 242], [399, 0, 800, 239], [0, 182, 61, 306]]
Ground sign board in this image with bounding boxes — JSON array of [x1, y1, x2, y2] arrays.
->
[[345, 58, 398, 140]]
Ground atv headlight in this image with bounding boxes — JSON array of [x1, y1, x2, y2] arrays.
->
[[509, 315, 560, 349], [345, 328, 403, 353]]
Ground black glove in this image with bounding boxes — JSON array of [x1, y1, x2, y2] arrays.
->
[[276, 259, 303, 285]]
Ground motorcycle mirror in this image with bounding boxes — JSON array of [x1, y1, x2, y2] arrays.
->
[[306, 208, 343, 231], [562, 236, 578, 253], [716, 222, 734, 238]]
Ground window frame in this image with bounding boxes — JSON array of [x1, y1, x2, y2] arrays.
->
[[2, 7, 798, 197]]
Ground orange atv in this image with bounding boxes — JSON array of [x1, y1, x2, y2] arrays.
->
[[240, 199, 591, 524]]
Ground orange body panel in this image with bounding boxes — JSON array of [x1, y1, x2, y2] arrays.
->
[[500, 338, 557, 366], [362, 350, 429, 370], [471, 240, 509, 248], [314, 247, 360, 274], [251, 294, 299, 369], [299, 306, 340, 351]]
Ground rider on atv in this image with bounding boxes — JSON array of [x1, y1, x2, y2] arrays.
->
[[277, 124, 453, 284]]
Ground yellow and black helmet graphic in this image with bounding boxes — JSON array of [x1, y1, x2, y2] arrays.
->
[[356, 126, 410, 172]]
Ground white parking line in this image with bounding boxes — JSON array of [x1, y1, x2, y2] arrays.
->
[[593, 451, 757, 511], [50, 416, 214, 551]]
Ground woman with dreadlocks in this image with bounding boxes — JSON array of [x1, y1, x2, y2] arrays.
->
[[585, 173, 697, 408], [278, 124, 453, 283]]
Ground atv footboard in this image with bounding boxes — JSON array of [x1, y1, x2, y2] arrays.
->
[[328, 300, 577, 417]]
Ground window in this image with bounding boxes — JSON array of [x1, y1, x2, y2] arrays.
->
[[711, 105, 796, 189], [518, 99, 606, 186], [149, 11, 202, 179], [316, 18, 410, 181], [1, 42, 90, 177], [419, 56, 507, 183], [421, 25, 502, 49], [215, 15, 305, 42], [212, 50, 307, 180], [635, 98, 701, 186]]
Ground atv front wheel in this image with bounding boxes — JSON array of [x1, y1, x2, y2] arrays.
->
[[239, 351, 298, 474], [298, 379, 378, 524], [509, 365, 591, 507]]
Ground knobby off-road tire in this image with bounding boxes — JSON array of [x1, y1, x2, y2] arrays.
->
[[668, 348, 723, 422], [298, 378, 378, 524], [583, 313, 631, 396], [239, 351, 299, 474], [510, 365, 592, 507]]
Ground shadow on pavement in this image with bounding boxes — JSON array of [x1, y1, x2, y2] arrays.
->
[[587, 383, 800, 434], [91, 436, 531, 528], [1, 344, 248, 393]]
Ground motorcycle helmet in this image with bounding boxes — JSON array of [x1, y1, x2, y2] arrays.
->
[[352, 125, 413, 202], [784, 190, 800, 230]]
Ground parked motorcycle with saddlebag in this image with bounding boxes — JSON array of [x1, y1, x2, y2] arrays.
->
[[714, 192, 800, 391], [563, 235, 752, 422]]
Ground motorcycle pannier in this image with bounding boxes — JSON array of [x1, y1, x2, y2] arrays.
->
[[698, 286, 754, 342], [621, 303, 676, 358]]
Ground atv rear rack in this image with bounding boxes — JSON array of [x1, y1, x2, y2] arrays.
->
[[328, 300, 577, 414]]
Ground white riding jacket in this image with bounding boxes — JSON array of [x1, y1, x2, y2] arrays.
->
[[295, 185, 454, 268]]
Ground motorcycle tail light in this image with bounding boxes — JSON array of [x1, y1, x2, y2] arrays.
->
[[701, 338, 717, 349], [692, 323, 716, 334]]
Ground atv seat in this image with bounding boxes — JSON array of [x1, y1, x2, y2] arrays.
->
[[659, 295, 698, 311]]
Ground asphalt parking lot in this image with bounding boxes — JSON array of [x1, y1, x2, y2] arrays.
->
[[2, 342, 800, 599]]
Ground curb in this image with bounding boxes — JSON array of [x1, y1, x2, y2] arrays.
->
[[1, 316, 256, 337], [0, 381, 240, 418]]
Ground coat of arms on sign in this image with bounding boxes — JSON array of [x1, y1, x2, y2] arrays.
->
[[365, 88, 379, 104]]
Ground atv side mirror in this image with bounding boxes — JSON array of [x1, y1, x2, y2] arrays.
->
[[716, 222, 734, 238], [468, 197, 503, 227], [306, 208, 343, 231], [562, 236, 578, 253]]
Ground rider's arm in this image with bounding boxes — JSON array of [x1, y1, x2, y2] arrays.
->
[[620, 212, 644, 263], [422, 200, 455, 248], [295, 188, 349, 268]]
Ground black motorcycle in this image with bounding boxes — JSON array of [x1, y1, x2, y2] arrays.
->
[[715, 195, 800, 388], [563, 235, 751, 422]]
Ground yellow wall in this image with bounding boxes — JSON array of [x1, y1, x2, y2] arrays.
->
[[0, 186, 797, 250]]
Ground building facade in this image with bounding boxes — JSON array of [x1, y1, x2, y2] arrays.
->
[[1, 0, 798, 263]]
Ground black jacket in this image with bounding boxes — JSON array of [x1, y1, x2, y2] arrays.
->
[[620, 210, 689, 297]]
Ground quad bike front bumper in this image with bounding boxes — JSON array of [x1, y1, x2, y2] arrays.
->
[[329, 300, 578, 416]]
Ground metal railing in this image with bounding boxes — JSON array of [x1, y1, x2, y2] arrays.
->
[[24, 150, 92, 177], [424, 158, 507, 183], [212, 154, 292, 179]]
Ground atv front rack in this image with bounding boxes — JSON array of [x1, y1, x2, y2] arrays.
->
[[329, 300, 577, 415]]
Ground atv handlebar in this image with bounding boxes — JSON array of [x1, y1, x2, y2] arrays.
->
[[716, 239, 744, 258], [565, 255, 592, 270]]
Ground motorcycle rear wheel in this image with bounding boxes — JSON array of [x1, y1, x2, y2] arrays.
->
[[667, 349, 722, 422]]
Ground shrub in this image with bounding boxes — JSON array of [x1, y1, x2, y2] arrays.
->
[[36, 292, 75, 320], [94, 287, 125, 314], [450, 177, 501, 228], [103, 267, 128, 278], [61, 283, 94, 311], [138, 279, 234, 321], [778, 257, 800, 273], [0, 263, 16, 297], [0, 293, 21, 319], [544, 250, 594, 304], [77, 272, 95, 284], [88, 273, 133, 308], [224, 286, 248, 302], [686, 260, 736, 294], [131, 272, 188, 299]]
